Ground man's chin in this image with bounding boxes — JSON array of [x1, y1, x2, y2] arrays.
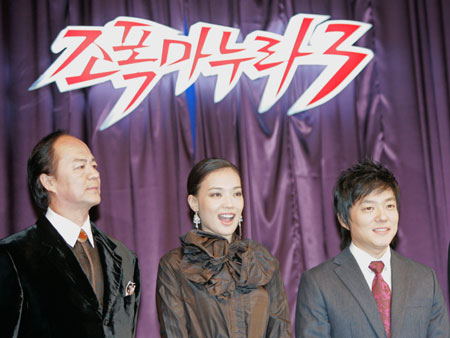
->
[[88, 198, 101, 208]]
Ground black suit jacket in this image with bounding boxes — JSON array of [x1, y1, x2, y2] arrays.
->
[[0, 216, 140, 338]]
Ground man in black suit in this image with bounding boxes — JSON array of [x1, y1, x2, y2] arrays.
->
[[0, 131, 140, 338]]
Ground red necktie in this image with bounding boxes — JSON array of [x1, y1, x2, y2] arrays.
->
[[369, 261, 391, 338]]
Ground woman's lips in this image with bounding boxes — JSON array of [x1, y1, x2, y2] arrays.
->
[[218, 213, 235, 225]]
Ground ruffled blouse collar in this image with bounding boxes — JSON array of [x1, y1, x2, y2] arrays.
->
[[180, 230, 277, 298]]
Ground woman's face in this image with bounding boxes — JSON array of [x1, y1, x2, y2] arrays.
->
[[188, 167, 244, 242]]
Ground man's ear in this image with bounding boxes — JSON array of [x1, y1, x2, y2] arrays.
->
[[187, 194, 198, 212], [337, 214, 350, 231], [39, 173, 56, 193]]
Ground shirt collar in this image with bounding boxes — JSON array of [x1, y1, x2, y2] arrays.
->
[[349, 242, 391, 271], [45, 207, 95, 248]]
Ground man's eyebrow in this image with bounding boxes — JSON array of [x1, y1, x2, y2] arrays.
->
[[361, 197, 396, 203], [73, 158, 97, 163]]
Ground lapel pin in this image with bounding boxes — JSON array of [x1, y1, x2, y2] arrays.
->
[[125, 281, 136, 296]]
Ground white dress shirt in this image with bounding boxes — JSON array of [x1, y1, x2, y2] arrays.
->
[[349, 242, 392, 290], [45, 207, 95, 248]]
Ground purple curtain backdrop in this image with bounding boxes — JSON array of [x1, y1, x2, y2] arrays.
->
[[1, 0, 449, 336]]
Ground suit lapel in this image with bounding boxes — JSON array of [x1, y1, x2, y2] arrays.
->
[[334, 248, 387, 338], [36, 216, 102, 316], [390, 251, 411, 338], [92, 225, 123, 317]]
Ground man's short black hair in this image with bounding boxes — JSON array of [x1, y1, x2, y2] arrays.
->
[[333, 159, 399, 249]]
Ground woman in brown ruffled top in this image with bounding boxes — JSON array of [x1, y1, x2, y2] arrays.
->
[[156, 158, 292, 337]]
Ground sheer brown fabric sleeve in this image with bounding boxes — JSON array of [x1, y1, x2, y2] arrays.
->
[[266, 264, 293, 337], [156, 250, 189, 338]]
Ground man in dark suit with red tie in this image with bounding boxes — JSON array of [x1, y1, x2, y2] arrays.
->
[[295, 159, 449, 338], [0, 131, 140, 338]]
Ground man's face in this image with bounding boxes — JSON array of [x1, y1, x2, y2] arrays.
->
[[341, 188, 399, 258], [45, 135, 101, 214]]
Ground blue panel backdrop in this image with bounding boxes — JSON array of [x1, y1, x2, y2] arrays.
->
[[1, 0, 449, 336]]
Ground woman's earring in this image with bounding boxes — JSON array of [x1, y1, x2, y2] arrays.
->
[[238, 215, 243, 238], [193, 211, 201, 229]]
